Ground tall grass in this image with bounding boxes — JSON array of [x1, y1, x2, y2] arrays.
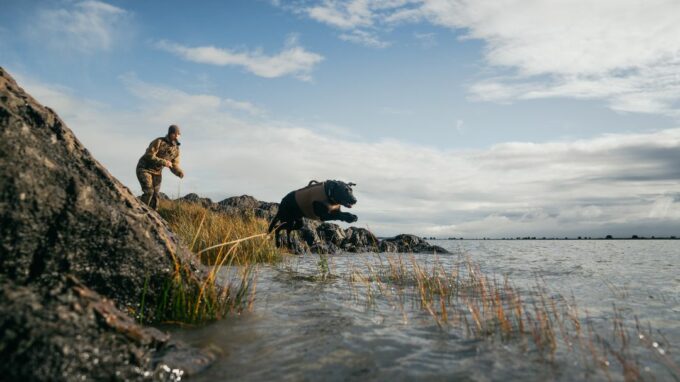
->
[[349, 254, 679, 381], [158, 199, 281, 265], [139, 199, 282, 324]]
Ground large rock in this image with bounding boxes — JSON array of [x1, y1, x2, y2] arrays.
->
[[0, 67, 211, 379]]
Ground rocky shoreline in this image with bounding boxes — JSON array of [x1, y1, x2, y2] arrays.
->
[[176, 193, 449, 255], [0, 66, 446, 381]]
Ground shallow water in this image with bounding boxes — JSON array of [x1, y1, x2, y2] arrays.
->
[[172, 240, 680, 381]]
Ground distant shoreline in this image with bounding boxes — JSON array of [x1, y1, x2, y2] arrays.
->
[[418, 236, 679, 241]]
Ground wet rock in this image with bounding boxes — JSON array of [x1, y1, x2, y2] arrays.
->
[[0, 67, 212, 380], [382, 234, 448, 254]]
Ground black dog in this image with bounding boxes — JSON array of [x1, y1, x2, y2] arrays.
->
[[268, 180, 358, 247]]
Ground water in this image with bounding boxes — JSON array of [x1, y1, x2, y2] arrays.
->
[[172, 240, 680, 381]]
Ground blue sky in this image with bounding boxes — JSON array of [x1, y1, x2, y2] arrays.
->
[[2, 0, 680, 237]]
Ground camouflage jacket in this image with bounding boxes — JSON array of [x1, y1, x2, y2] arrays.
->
[[136, 136, 182, 176]]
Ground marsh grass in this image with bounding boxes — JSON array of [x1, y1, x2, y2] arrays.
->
[[349, 254, 679, 381], [140, 199, 283, 324], [158, 199, 281, 265]]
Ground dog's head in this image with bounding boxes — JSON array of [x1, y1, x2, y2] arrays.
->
[[326, 180, 357, 208]]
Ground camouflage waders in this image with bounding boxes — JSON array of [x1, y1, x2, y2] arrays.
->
[[136, 167, 162, 209]]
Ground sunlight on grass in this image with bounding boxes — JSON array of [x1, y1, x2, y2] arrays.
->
[[138, 199, 284, 324]]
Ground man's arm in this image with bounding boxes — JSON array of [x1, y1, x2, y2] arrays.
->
[[142, 139, 170, 167], [170, 152, 184, 178]]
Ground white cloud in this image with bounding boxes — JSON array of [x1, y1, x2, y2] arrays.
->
[[33, 0, 130, 52], [155, 36, 324, 81], [223, 98, 266, 116], [16, 72, 680, 238], [306, 0, 375, 29], [291, 0, 680, 117], [339, 30, 391, 48]]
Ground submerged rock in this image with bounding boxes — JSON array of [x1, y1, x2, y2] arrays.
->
[[0, 67, 213, 380]]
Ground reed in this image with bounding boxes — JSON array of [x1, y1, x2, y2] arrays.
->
[[139, 198, 282, 324], [158, 199, 281, 265], [349, 254, 679, 381]]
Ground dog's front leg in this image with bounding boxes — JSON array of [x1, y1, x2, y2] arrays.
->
[[315, 203, 357, 223], [336, 211, 358, 223]]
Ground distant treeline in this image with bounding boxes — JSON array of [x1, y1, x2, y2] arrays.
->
[[430, 235, 679, 241]]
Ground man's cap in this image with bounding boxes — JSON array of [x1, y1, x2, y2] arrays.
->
[[168, 124, 181, 135]]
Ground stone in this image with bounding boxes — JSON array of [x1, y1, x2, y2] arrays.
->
[[179, 193, 213, 208], [381, 234, 449, 254], [0, 67, 213, 380], [342, 227, 380, 252]]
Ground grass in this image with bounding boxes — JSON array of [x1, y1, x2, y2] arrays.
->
[[158, 199, 281, 265], [137, 199, 283, 324], [348, 254, 680, 381]]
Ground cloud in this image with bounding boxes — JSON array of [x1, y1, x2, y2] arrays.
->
[[223, 98, 266, 116], [339, 30, 391, 48], [290, 0, 680, 117], [305, 0, 375, 29], [17, 72, 680, 238], [33, 0, 130, 52], [155, 36, 324, 81]]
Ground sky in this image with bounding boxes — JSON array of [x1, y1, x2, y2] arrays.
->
[[2, 0, 680, 238]]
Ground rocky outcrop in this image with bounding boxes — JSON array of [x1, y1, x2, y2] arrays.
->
[[0, 67, 212, 379], [381, 234, 448, 253], [173, 194, 449, 255]]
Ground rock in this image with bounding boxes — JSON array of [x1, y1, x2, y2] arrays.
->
[[379, 240, 399, 253], [299, 219, 322, 246], [0, 67, 212, 379], [216, 195, 278, 220], [317, 223, 346, 246], [219, 194, 260, 210], [179, 193, 213, 208], [382, 234, 449, 254], [342, 227, 380, 252]]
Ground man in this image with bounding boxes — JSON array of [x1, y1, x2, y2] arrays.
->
[[136, 124, 184, 210]]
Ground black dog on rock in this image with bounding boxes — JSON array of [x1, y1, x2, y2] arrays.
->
[[268, 180, 358, 247]]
